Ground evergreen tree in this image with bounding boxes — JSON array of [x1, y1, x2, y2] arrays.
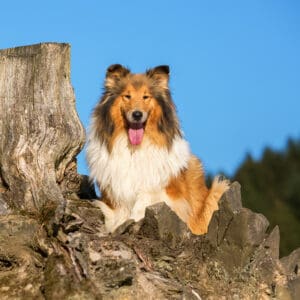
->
[[233, 138, 300, 256]]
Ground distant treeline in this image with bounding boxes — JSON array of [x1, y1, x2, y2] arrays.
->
[[209, 138, 300, 256]]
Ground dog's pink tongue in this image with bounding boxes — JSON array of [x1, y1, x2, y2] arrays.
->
[[128, 128, 144, 145]]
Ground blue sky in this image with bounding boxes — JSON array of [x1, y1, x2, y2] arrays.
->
[[1, 1, 299, 176]]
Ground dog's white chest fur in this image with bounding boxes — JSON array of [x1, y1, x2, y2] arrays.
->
[[88, 133, 190, 205], [87, 132, 191, 231]]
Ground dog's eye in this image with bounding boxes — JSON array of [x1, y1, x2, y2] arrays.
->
[[143, 95, 150, 100], [124, 95, 131, 100]]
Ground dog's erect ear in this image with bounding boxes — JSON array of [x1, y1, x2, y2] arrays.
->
[[146, 65, 170, 89], [105, 64, 130, 89]]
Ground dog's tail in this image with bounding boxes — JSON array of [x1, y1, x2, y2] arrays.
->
[[189, 176, 230, 235], [207, 175, 230, 211]]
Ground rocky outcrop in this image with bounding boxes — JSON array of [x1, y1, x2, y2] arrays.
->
[[0, 182, 299, 299]]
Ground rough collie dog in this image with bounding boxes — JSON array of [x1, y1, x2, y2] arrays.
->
[[86, 64, 229, 234]]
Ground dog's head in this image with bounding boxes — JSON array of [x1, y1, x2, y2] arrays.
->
[[93, 64, 181, 150]]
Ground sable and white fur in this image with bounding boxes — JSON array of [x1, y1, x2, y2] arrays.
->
[[86, 64, 229, 234]]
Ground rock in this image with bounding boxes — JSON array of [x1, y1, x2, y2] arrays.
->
[[1, 180, 300, 299], [88, 239, 136, 289], [43, 254, 100, 300], [275, 285, 293, 300], [247, 226, 282, 285], [225, 208, 269, 248], [2, 177, 299, 299], [207, 181, 243, 247], [281, 248, 300, 277], [221, 181, 243, 212], [280, 248, 300, 299], [289, 277, 300, 300], [64, 198, 105, 234], [263, 225, 280, 260], [208, 182, 269, 250], [112, 219, 136, 236], [138, 202, 192, 249]]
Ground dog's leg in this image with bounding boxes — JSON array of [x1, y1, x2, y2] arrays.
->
[[130, 191, 163, 221], [93, 199, 130, 233], [165, 156, 230, 235]]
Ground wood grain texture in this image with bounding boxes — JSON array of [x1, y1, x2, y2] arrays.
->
[[0, 43, 85, 213]]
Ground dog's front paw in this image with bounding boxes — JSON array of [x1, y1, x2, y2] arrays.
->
[[93, 200, 130, 233]]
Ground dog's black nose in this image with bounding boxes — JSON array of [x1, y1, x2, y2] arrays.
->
[[132, 110, 143, 121]]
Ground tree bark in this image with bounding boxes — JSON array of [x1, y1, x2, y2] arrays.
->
[[0, 43, 85, 214]]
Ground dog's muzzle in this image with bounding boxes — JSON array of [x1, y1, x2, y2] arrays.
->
[[126, 110, 148, 145], [126, 110, 148, 124]]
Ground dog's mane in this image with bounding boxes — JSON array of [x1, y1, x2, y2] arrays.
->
[[149, 87, 181, 147]]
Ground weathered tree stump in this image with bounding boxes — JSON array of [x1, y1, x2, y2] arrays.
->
[[0, 43, 85, 214]]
